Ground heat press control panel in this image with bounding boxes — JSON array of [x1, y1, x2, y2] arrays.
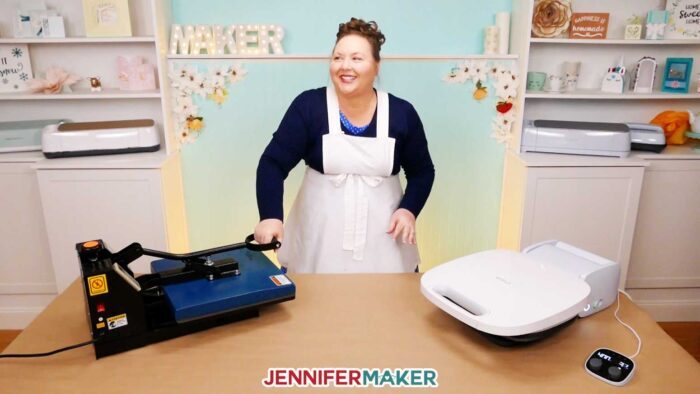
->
[[585, 348, 635, 386]]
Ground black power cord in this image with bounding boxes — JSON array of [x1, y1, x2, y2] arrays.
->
[[0, 338, 98, 358]]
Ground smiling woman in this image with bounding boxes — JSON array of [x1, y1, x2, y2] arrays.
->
[[254, 17, 435, 274]]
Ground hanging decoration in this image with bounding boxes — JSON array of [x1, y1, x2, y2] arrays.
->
[[442, 60, 519, 143], [168, 63, 247, 144]]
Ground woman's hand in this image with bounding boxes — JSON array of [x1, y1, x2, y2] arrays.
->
[[387, 208, 417, 245], [254, 218, 284, 246]]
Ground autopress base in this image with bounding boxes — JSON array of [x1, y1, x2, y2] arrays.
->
[[421, 240, 620, 346]]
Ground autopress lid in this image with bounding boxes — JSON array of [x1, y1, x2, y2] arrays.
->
[[421, 250, 591, 337]]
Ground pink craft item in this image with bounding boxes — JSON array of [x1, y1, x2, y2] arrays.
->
[[117, 56, 156, 91]]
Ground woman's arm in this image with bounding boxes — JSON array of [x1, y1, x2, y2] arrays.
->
[[256, 96, 309, 221], [398, 104, 435, 218]]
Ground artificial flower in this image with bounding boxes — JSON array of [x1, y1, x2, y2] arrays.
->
[[208, 87, 228, 105], [442, 67, 462, 84], [227, 64, 247, 84], [27, 67, 80, 94], [531, 0, 572, 38], [472, 60, 489, 83]]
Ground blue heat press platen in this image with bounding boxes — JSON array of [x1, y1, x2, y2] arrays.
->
[[150, 249, 295, 323]]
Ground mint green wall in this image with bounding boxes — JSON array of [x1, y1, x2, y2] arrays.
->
[[172, 1, 514, 269]]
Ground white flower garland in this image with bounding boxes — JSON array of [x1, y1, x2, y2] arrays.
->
[[168, 64, 247, 144], [442, 60, 519, 143]]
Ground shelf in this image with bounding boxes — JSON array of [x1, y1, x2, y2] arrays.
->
[[0, 150, 44, 163], [513, 149, 650, 167], [530, 38, 700, 45], [525, 90, 700, 100], [167, 54, 519, 60], [0, 89, 161, 100], [631, 143, 700, 160], [0, 37, 156, 44], [31, 150, 172, 170]]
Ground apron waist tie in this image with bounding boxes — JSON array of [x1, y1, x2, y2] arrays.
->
[[331, 173, 385, 261]]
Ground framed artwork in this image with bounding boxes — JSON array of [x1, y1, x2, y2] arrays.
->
[[666, 0, 700, 39], [661, 57, 693, 93], [82, 0, 132, 37], [0, 45, 33, 93]]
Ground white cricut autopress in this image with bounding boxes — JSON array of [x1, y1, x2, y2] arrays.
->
[[421, 240, 620, 345]]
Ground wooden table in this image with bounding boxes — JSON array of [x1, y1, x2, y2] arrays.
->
[[1, 274, 699, 393]]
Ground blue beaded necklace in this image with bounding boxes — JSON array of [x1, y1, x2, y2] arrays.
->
[[339, 111, 370, 135]]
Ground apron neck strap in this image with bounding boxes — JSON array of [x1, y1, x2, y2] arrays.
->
[[376, 90, 389, 139], [326, 86, 390, 139], [326, 86, 343, 135]]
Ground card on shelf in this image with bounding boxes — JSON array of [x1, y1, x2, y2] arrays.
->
[[82, 0, 132, 37], [0, 44, 33, 93]]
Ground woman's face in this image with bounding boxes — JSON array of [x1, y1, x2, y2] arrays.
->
[[330, 34, 379, 98]]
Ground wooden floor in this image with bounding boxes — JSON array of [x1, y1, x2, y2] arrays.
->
[[1, 323, 699, 361]]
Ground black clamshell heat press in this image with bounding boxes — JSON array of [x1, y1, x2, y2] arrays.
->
[[77, 235, 295, 359]]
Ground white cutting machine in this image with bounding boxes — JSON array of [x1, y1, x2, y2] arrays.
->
[[42, 119, 159, 158], [421, 240, 619, 345]]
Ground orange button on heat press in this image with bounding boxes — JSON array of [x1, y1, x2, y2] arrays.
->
[[83, 241, 100, 249]]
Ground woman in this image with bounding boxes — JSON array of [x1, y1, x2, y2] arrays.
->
[[254, 18, 434, 273]]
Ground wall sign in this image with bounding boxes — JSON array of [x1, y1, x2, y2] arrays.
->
[[666, 0, 700, 39], [0, 44, 33, 92], [569, 13, 609, 39], [170, 24, 285, 55]]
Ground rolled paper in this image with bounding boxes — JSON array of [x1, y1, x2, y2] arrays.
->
[[484, 26, 499, 55], [496, 12, 510, 55]]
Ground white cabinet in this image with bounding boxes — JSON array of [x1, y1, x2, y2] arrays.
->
[[0, 1, 187, 325], [498, 150, 646, 288], [0, 153, 56, 328], [35, 152, 188, 292], [626, 148, 700, 321]]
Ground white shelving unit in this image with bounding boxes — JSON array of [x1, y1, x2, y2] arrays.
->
[[0, 0, 188, 328], [0, 37, 156, 44], [530, 38, 700, 45], [520, 0, 700, 125], [0, 89, 161, 100], [500, 0, 700, 322], [525, 91, 700, 99]]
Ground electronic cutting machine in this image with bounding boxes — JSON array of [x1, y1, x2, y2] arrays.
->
[[77, 235, 295, 359]]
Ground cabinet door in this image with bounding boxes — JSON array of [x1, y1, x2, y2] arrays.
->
[[522, 166, 645, 287], [37, 169, 167, 292], [0, 163, 56, 324], [628, 160, 700, 289]]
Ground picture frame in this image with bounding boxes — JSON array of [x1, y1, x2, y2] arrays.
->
[[665, 0, 700, 39], [661, 57, 693, 93], [82, 0, 132, 37], [630, 57, 657, 94]]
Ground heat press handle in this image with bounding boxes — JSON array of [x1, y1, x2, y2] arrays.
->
[[140, 234, 280, 260], [244, 234, 281, 251]]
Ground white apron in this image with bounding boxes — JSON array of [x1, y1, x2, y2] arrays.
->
[[277, 86, 420, 273]]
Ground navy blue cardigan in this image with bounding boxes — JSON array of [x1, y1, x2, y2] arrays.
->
[[256, 87, 435, 221]]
